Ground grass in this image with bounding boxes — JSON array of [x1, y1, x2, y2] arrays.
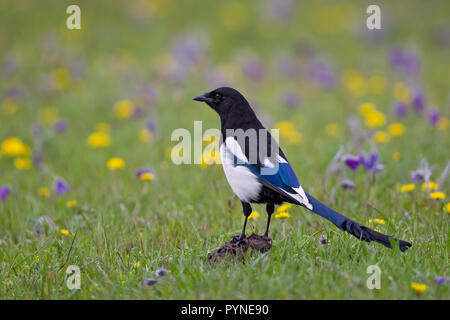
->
[[0, 0, 449, 299]]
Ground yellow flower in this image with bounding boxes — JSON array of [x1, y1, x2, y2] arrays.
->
[[60, 229, 70, 237], [51, 68, 71, 90], [358, 102, 376, 116], [392, 152, 401, 162], [325, 123, 342, 137], [421, 181, 438, 191], [248, 211, 260, 220], [410, 282, 427, 295], [400, 184, 415, 192], [2, 98, 18, 115], [140, 172, 154, 181], [430, 192, 445, 200], [14, 157, 31, 170], [277, 203, 293, 212], [373, 130, 390, 143], [114, 99, 134, 119], [367, 218, 385, 225], [369, 75, 386, 94], [134, 262, 141, 268], [139, 128, 152, 143], [87, 131, 111, 148], [346, 75, 366, 97], [107, 157, 125, 170], [388, 123, 405, 136], [200, 149, 221, 166], [220, 1, 248, 31], [444, 202, 450, 213], [364, 110, 386, 127], [66, 200, 77, 208], [275, 121, 303, 144], [95, 122, 111, 133], [39, 106, 59, 125], [394, 82, 410, 103], [1, 137, 31, 157], [275, 211, 291, 219], [437, 117, 448, 130], [38, 187, 51, 197]]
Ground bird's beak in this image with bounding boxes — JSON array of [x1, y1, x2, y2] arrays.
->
[[193, 93, 211, 103]]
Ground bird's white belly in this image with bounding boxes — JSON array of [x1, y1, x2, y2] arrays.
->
[[219, 144, 261, 203]]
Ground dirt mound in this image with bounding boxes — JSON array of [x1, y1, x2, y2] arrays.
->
[[207, 233, 272, 263]]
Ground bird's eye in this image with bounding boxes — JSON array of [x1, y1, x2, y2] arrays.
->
[[214, 93, 222, 100]]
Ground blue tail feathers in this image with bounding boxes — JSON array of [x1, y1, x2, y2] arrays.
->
[[304, 192, 412, 252]]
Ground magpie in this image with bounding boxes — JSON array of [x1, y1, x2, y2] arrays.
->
[[193, 87, 411, 252]]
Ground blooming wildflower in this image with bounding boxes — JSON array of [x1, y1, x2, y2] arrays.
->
[[359, 152, 381, 172], [1, 137, 31, 156], [277, 203, 293, 212], [437, 117, 448, 130], [0, 186, 11, 201], [275, 211, 291, 219], [430, 192, 445, 200], [54, 179, 71, 196], [144, 278, 158, 286], [421, 181, 438, 191], [346, 74, 366, 96], [373, 130, 390, 143], [389, 123, 405, 136], [51, 68, 71, 90], [389, 48, 420, 75], [412, 91, 425, 114], [393, 82, 410, 103], [2, 97, 18, 115], [401, 184, 415, 192], [340, 180, 355, 190], [275, 121, 303, 144], [60, 229, 70, 237], [38, 187, 51, 197], [155, 268, 168, 277], [410, 282, 427, 295], [200, 149, 221, 166], [146, 118, 157, 132], [134, 262, 141, 268], [54, 120, 68, 134], [445, 202, 450, 213], [428, 109, 440, 126], [393, 102, 408, 118], [434, 276, 449, 285], [140, 172, 154, 181], [87, 131, 111, 148], [307, 59, 336, 89], [39, 106, 59, 125], [368, 75, 386, 94], [318, 235, 327, 245], [114, 99, 135, 119], [367, 218, 385, 225], [282, 92, 301, 108], [107, 157, 125, 170], [66, 200, 77, 208], [241, 55, 265, 82], [14, 157, 31, 170], [325, 123, 342, 137], [136, 167, 154, 179], [358, 102, 375, 115], [248, 211, 260, 220], [344, 156, 360, 171], [364, 110, 386, 127], [139, 128, 152, 143], [95, 122, 111, 133]]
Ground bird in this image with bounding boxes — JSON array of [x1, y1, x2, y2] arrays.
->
[[193, 87, 412, 252]]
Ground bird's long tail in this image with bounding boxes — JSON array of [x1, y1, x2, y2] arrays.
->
[[304, 192, 412, 252]]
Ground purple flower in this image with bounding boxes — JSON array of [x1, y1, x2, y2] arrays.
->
[[393, 102, 408, 118], [2, 57, 17, 77], [360, 152, 380, 171], [275, 54, 298, 79], [144, 278, 159, 286], [264, 0, 295, 23], [54, 120, 68, 134], [0, 186, 11, 201], [282, 92, 301, 108], [132, 107, 144, 119], [4, 87, 22, 100], [388, 47, 420, 76], [54, 179, 71, 196], [136, 167, 154, 179], [146, 118, 156, 133], [307, 59, 336, 89], [155, 268, 168, 277], [33, 151, 43, 167], [428, 108, 440, 126], [241, 56, 265, 82], [412, 91, 425, 115], [171, 35, 205, 68], [410, 170, 423, 182], [318, 235, 327, 245], [344, 155, 360, 171], [340, 180, 355, 190], [139, 85, 158, 107], [434, 276, 449, 285]]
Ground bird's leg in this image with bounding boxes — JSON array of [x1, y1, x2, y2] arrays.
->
[[235, 201, 252, 241], [263, 203, 274, 239]]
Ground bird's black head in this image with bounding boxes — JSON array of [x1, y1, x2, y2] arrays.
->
[[193, 87, 250, 117]]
